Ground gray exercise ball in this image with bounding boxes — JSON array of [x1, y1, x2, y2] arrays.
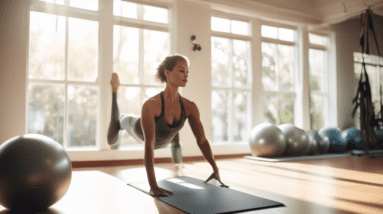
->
[[0, 134, 72, 212], [317, 127, 340, 154], [305, 130, 320, 155], [316, 134, 330, 154], [278, 124, 309, 156], [249, 123, 286, 158]]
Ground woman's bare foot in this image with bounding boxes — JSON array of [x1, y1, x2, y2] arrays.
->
[[111, 73, 120, 93]]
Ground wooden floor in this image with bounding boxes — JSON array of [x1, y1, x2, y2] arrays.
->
[[1, 155, 382, 213]]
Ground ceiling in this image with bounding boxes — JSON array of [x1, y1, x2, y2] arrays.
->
[[196, 0, 383, 26], [248, 0, 383, 24]]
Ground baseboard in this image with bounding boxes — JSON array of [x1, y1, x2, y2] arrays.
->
[[72, 153, 251, 168]]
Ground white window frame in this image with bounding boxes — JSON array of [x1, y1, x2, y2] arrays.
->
[[260, 22, 298, 126], [28, 0, 101, 150], [211, 13, 252, 144], [112, 1, 170, 148], [308, 31, 330, 130], [27, 0, 173, 160]]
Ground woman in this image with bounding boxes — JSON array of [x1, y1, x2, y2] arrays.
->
[[107, 54, 227, 197]]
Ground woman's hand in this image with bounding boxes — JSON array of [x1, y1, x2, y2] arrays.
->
[[204, 171, 229, 188], [150, 186, 173, 197]]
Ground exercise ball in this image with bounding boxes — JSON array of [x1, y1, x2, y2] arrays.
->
[[305, 130, 320, 155], [376, 128, 383, 148], [341, 127, 363, 150], [278, 124, 309, 156], [249, 123, 286, 158], [0, 134, 72, 212], [319, 127, 345, 153]]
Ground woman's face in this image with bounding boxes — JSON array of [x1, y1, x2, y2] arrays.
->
[[166, 59, 189, 87]]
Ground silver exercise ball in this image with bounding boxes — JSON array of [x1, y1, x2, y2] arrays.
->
[[0, 134, 72, 212], [278, 123, 309, 156], [249, 123, 286, 158], [318, 127, 340, 154], [305, 130, 320, 155]]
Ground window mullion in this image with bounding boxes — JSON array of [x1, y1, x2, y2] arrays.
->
[[139, 28, 145, 106], [229, 39, 234, 143], [276, 44, 280, 92], [276, 43, 281, 125], [64, 16, 69, 149]]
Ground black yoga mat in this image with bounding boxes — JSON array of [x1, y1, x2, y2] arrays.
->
[[128, 176, 284, 214]]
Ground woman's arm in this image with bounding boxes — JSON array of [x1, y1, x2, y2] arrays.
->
[[141, 100, 159, 188], [187, 102, 217, 169], [141, 99, 173, 196], [187, 102, 227, 187], [188, 102, 228, 187]]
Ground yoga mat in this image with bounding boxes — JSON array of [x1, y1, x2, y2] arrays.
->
[[244, 153, 352, 162], [128, 176, 284, 214]]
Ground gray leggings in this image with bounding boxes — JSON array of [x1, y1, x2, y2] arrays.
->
[[107, 94, 182, 163]]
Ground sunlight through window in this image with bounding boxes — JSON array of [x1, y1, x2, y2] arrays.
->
[[167, 178, 204, 190], [211, 16, 252, 144], [212, 17, 249, 36], [70, 0, 98, 11], [114, 0, 168, 24]]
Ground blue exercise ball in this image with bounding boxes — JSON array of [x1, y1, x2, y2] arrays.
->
[[319, 127, 345, 153], [376, 128, 383, 147], [341, 127, 363, 150], [0, 134, 72, 212], [249, 123, 286, 158], [278, 124, 309, 157]]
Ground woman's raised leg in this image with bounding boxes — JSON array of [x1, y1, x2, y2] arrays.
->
[[107, 73, 121, 145]]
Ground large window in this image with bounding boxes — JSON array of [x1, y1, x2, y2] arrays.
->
[[27, 0, 169, 149], [211, 16, 252, 144], [113, 0, 169, 147], [261, 25, 296, 125], [28, 1, 99, 148], [309, 33, 328, 131], [353, 52, 383, 127]]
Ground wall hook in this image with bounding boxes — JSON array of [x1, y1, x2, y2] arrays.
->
[[191, 35, 201, 51]]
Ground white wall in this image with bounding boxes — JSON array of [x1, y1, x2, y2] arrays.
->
[[331, 15, 383, 129], [172, 0, 214, 156], [0, 0, 29, 144]]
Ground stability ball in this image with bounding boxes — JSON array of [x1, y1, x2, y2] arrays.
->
[[319, 127, 345, 153], [249, 123, 286, 158], [278, 124, 309, 157], [342, 127, 363, 150], [313, 131, 329, 154], [0, 134, 72, 212], [305, 130, 320, 155], [376, 128, 383, 147]]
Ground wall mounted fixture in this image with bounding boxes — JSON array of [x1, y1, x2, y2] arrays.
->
[[191, 35, 201, 51]]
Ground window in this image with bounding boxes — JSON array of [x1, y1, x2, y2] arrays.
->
[[309, 33, 328, 130], [261, 25, 296, 125], [353, 52, 383, 127], [114, 0, 168, 24], [37, 0, 99, 11], [28, 0, 99, 148], [28, 0, 169, 150], [211, 16, 251, 144], [113, 0, 169, 147], [211, 17, 249, 36]]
